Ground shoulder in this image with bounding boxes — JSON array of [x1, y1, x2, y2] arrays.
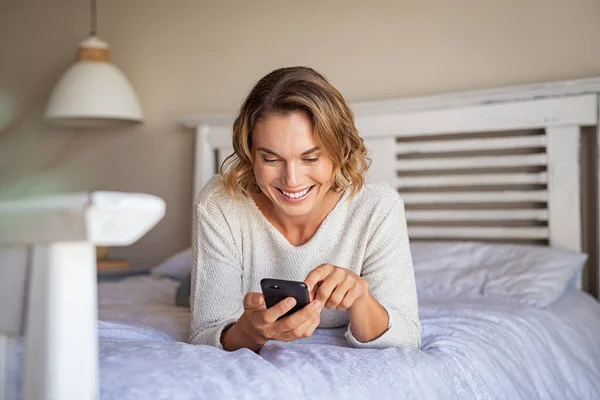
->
[[357, 179, 400, 200], [351, 179, 404, 214], [194, 175, 249, 217], [195, 175, 228, 206], [339, 179, 406, 228]]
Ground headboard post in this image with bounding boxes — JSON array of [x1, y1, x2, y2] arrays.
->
[[362, 137, 397, 183], [596, 94, 600, 297], [546, 126, 583, 253], [194, 124, 214, 203]]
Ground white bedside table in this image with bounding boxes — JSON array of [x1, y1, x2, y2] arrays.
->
[[0, 191, 165, 400]]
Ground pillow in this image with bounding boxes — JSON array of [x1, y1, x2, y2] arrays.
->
[[175, 273, 192, 307], [410, 241, 587, 307], [152, 241, 587, 308], [151, 248, 192, 281]]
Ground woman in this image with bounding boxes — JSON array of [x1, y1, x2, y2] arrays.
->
[[190, 66, 421, 351]]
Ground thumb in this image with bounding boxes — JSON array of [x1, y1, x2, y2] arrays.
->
[[254, 293, 265, 308], [243, 292, 265, 310]]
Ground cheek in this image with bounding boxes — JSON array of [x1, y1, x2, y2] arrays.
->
[[253, 164, 278, 185], [311, 163, 335, 186]]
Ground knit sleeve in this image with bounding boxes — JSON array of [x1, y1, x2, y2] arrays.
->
[[189, 192, 244, 349], [345, 197, 422, 349]]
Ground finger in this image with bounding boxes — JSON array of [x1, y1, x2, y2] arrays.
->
[[304, 309, 321, 336], [262, 297, 297, 324], [243, 292, 265, 310], [336, 286, 362, 311], [272, 299, 322, 339], [282, 298, 322, 330], [273, 302, 322, 341], [326, 275, 356, 309], [315, 268, 347, 307], [292, 307, 322, 339], [299, 306, 321, 336], [304, 264, 335, 293]]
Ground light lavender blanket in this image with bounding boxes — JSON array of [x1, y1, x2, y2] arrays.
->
[[95, 276, 600, 400]]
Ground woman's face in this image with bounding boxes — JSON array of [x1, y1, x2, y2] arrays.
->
[[251, 111, 335, 219]]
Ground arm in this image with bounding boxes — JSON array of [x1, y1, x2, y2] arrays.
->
[[189, 193, 244, 349], [347, 289, 389, 343], [221, 315, 261, 351], [345, 198, 422, 349]]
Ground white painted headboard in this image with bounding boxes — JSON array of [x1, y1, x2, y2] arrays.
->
[[183, 77, 600, 298]]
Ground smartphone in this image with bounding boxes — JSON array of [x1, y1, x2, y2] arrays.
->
[[260, 278, 310, 319]]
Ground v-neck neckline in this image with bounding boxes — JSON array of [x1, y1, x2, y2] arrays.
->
[[247, 189, 349, 250]]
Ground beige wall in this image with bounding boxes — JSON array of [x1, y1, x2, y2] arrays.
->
[[2, 0, 600, 268]]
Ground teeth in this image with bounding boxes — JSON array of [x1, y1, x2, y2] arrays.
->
[[282, 187, 311, 199]]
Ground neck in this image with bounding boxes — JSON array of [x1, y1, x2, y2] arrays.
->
[[257, 190, 344, 246]]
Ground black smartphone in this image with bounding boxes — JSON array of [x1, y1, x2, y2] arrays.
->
[[260, 278, 310, 319]]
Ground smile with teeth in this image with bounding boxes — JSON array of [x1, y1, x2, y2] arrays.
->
[[278, 185, 314, 199]]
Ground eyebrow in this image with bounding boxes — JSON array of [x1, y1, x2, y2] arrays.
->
[[256, 146, 320, 157]]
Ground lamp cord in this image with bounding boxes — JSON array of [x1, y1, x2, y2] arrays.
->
[[90, 0, 97, 36]]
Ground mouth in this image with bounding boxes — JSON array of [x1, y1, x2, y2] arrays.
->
[[276, 185, 315, 201]]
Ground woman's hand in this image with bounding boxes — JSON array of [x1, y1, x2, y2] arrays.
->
[[304, 264, 368, 311], [223, 292, 322, 351], [304, 265, 391, 343]]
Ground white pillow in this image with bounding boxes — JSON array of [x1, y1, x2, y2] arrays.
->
[[151, 248, 192, 280], [410, 241, 587, 307], [151, 241, 587, 307]]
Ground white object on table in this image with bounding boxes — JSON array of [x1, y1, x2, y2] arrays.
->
[[0, 191, 165, 400]]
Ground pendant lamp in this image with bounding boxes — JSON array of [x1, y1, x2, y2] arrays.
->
[[44, 0, 143, 127]]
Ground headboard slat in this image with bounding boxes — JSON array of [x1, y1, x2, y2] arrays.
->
[[396, 154, 547, 171], [396, 135, 546, 155], [401, 190, 547, 204], [356, 95, 597, 138], [408, 226, 548, 239], [406, 209, 548, 222], [397, 172, 547, 188]]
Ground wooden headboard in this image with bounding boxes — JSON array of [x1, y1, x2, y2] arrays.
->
[[182, 77, 600, 299]]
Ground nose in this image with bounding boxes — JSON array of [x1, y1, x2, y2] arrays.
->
[[282, 162, 299, 187]]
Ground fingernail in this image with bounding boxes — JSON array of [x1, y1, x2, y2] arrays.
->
[[286, 298, 295, 306]]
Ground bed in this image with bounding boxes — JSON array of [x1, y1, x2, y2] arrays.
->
[[3, 76, 600, 399]]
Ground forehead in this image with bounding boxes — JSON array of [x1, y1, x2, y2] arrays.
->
[[252, 112, 316, 147]]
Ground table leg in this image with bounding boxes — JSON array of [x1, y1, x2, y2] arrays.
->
[[22, 242, 99, 400], [0, 335, 18, 400]]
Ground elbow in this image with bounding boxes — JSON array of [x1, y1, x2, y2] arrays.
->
[[401, 315, 422, 350], [383, 320, 421, 350], [188, 329, 204, 346], [387, 310, 422, 350], [403, 321, 422, 350], [345, 315, 422, 350]]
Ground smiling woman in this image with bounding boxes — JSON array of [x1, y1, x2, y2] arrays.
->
[[190, 66, 421, 352]]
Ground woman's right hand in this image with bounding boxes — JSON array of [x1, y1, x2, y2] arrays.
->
[[222, 292, 322, 351]]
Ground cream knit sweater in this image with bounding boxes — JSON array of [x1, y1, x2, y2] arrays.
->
[[190, 176, 421, 350]]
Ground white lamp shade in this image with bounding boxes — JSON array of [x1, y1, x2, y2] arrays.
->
[[45, 37, 144, 128]]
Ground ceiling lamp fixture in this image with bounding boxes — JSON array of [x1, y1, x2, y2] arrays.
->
[[44, 0, 143, 128]]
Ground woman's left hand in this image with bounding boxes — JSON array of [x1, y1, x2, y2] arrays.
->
[[304, 264, 368, 311]]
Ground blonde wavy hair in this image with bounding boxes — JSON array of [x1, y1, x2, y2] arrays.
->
[[220, 66, 370, 197]]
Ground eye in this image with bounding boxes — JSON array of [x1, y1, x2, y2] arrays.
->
[[304, 158, 319, 164], [262, 158, 279, 164]]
